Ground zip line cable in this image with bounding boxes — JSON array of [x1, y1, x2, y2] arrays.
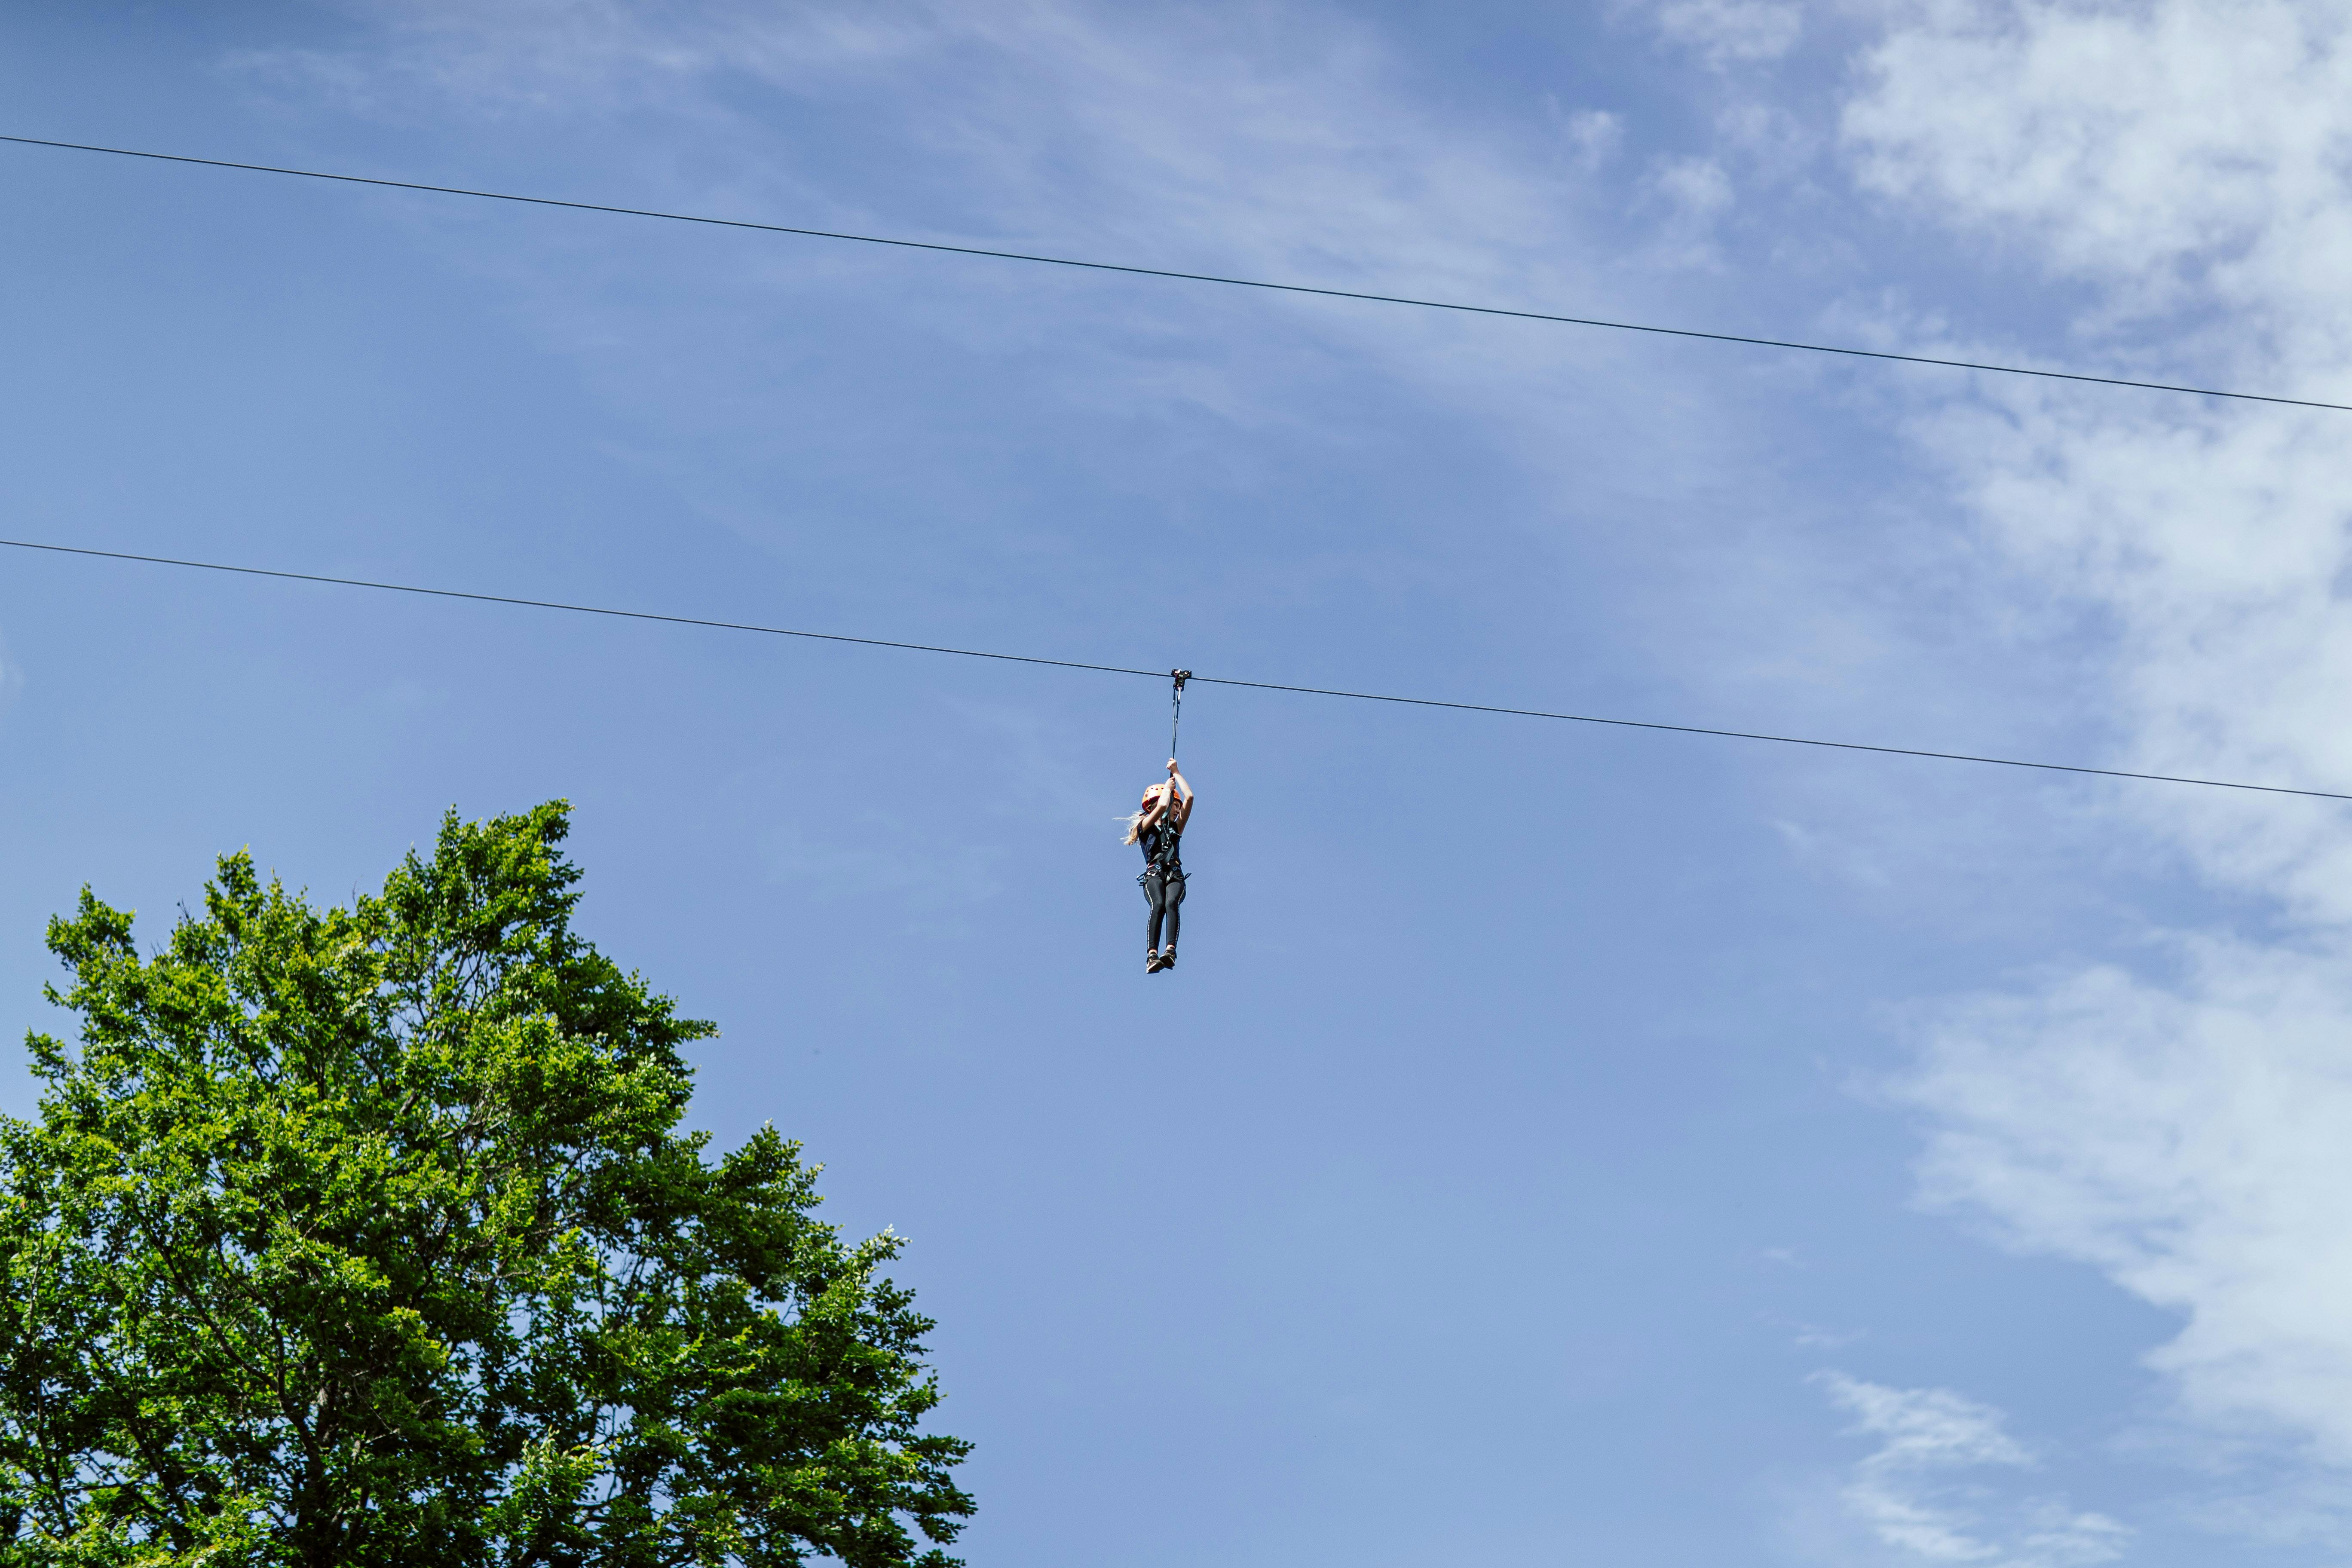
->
[[4, 132, 2349, 417], [0, 538, 1159, 681], [5, 535, 2345, 804]]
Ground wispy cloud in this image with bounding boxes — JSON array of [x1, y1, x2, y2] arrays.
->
[[1907, 943, 2352, 1468], [1816, 1373, 2126, 1567], [1644, 151, 1736, 263], [1650, 0, 1804, 69], [227, 0, 1957, 740], [227, 2, 1702, 472], [1841, 0, 2352, 1534]]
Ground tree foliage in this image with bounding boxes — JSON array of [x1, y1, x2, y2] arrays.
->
[[0, 804, 972, 1567]]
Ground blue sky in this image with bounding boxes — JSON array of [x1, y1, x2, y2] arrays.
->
[[5, 4, 2352, 1564]]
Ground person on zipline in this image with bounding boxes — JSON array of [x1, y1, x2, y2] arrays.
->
[[1125, 758, 1193, 973]]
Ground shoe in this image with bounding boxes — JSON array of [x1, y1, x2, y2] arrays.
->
[[1146, 951, 1164, 973], [1158, 946, 1176, 971]]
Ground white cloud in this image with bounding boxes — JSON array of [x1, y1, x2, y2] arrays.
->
[[1653, 152, 1736, 218], [1817, 1374, 2128, 1567], [239, 2, 1592, 291], [1557, 104, 1626, 170], [1642, 152, 1737, 264], [227, 0, 1882, 687], [232, 2, 1677, 414], [1906, 941, 2352, 1468], [1839, 0, 2352, 1528], [233, 3, 940, 117], [1844, 0, 2352, 361], [1652, 0, 1804, 67]]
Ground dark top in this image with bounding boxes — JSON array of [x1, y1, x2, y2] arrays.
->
[[1139, 814, 1183, 877]]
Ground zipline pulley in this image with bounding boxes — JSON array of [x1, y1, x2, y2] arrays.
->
[[1169, 669, 1191, 759]]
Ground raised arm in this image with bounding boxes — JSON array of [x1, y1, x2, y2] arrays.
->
[[1166, 760, 1194, 829]]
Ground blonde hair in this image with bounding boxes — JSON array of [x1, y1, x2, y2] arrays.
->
[[1120, 782, 1172, 845]]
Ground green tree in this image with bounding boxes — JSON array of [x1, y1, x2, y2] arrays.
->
[[0, 803, 972, 1567]]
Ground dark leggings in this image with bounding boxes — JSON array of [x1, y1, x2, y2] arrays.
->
[[1144, 867, 1185, 952]]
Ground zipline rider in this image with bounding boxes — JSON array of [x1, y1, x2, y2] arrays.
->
[[1127, 758, 1193, 974]]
